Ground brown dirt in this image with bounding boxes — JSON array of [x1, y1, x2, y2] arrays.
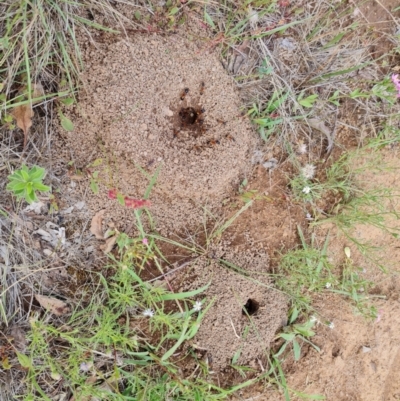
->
[[57, 31, 258, 236], [2, 0, 400, 398], [241, 148, 400, 401], [223, 164, 306, 263], [179, 251, 287, 372], [356, 0, 400, 64]]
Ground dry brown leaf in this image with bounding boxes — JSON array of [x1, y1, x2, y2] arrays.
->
[[90, 210, 105, 239], [35, 294, 70, 316], [12, 83, 44, 148], [100, 235, 117, 253], [13, 105, 33, 148]]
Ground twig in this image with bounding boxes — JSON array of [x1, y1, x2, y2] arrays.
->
[[146, 258, 197, 283], [230, 318, 241, 339], [325, 105, 339, 158]]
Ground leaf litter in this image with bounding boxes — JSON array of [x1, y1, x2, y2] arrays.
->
[[12, 83, 44, 148], [90, 209, 105, 239], [34, 294, 70, 316]]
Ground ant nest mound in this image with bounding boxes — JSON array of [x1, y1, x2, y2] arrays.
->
[[64, 34, 258, 234]]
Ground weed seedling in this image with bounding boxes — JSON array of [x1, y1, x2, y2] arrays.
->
[[274, 307, 320, 362], [330, 247, 380, 319], [7, 165, 51, 204]]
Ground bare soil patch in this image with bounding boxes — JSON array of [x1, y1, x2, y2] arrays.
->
[[356, 0, 400, 64], [243, 149, 400, 401]]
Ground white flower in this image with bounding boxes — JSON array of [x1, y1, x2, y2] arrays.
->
[[80, 361, 93, 372], [310, 315, 318, 323], [325, 282, 332, 289], [142, 308, 154, 318], [248, 6, 259, 27], [306, 213, 313, 221], [328, 321, 334, 329], [302, 186, 311, 194], [301, 164, 316, 179], [298, 144, 307, 154], [193, 301, 202, 312]]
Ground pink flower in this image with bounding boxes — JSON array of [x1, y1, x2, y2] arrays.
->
[[391, 74, 400, 97], [142, 238, 148, 246]]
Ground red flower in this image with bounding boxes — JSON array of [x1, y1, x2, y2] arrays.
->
[[108, 188, 150, 209], [124, 197, 151, 209], [108, 188, 117, 199]]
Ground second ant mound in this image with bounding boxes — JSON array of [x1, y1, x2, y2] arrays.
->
[[63, 33, 258, 234]]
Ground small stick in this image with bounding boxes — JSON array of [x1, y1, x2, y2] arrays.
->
[[146, 259, 196, 283]]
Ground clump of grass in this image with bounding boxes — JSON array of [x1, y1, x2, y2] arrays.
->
[[274, 226, 334, 312], [289, 143, 400, 255], [331, 247, 380, 319], [290, 152, 357, 205], [0, 0, 125, 111], [7, 225, 225, 400]]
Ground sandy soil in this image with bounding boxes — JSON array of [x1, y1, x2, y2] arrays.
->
[[241, 149, 400, 401], [56, 30, 258, 236]]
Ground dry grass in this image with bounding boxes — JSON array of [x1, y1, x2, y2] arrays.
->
[[204, 0, 399, 150], [0, 0, 137, 328], [0, 0, 132, 101]]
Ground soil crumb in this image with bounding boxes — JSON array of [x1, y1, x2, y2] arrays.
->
[[60, 32, 258, 235]]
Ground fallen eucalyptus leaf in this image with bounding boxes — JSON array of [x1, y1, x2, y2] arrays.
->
[[35, 294, 70, 316], [12, 83, 44, 148], [90, 210, 105, 239], [100, 235, 117, 254]]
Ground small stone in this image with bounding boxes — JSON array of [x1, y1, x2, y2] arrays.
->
[[43, 249, 54, 257], [75, 201, 85, 210], [163, 107, 174, 117], [263, 158, 278, 170]]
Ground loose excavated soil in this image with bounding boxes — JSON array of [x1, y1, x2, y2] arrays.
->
[[179, 245, 287, 371], [61, 32, 258, 235]]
